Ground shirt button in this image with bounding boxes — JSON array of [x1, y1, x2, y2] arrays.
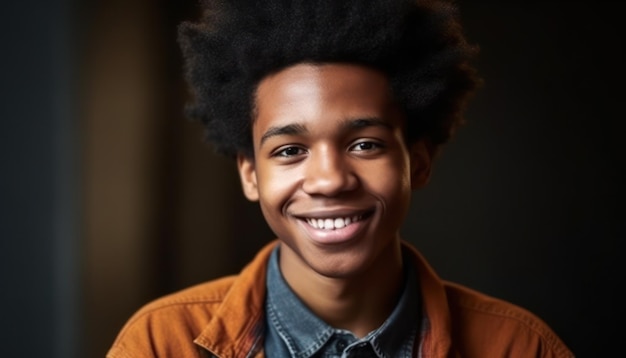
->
[[336, 339, 348, 350]]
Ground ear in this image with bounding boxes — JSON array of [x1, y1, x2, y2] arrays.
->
[[409, 140, 434, 190], [236, 153, 260, 201]]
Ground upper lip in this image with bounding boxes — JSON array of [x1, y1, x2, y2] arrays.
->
[[291, 207, 374, 219]]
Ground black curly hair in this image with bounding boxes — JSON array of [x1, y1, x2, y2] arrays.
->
[[178, 0, 480, 158]]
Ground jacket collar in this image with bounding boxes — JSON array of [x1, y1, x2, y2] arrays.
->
[[192, 240, 454, 357], [403, 243, 453, 357], [193, 242, 275, 357]]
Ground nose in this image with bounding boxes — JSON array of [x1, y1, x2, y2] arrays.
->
[[301, 147, 358, 196]]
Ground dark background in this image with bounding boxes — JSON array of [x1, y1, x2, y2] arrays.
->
[[1, 1, 622, 356]]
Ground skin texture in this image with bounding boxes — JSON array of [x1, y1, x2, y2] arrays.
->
[[237, 63, 433, 336]]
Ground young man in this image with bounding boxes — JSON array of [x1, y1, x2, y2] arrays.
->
[[108, 0, 574, 357]]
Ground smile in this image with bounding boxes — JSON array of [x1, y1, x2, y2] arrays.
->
[[305, 215, 363, 230], [296, 210, 374, 244], [300, 208, 376, 231]]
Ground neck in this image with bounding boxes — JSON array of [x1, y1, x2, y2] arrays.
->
[[280, 242, 404, 338]]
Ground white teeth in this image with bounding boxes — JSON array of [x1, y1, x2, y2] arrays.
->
[[305, 215, 362, 230]]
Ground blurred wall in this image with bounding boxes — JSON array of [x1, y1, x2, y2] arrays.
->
[[1, 1, 622, 357], [80, 0, 271, 356], [404, 3, 623, 356], [1, 1, 80, 357]]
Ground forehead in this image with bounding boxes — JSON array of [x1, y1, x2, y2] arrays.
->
[[253, 63, 400, 132]]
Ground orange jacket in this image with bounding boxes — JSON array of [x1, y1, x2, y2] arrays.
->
[[107, 241, 574, 357]]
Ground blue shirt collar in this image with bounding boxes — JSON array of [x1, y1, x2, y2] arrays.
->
[[265, 245, 420, 358]]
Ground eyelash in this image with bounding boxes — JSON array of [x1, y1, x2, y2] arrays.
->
[[273, 146, 306, 158], [350, 141, 382, 152]]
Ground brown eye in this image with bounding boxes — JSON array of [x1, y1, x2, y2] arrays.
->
[[275, 146, 305, 157], [350, 141, 381, 152]]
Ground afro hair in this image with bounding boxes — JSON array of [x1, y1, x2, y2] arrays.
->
[[178, 0, 480, 158]]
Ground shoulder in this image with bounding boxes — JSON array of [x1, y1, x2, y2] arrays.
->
[[442, 281, 574, 357], [135, 275, 236, 314], [107, 275, 237, 358], [107, 241, 278, 358]]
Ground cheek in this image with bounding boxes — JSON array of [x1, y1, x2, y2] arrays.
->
[[256, 166, 301, 213], [372, 152, 411, 189], [368, 156, 412, 214], [256, 169, 303, 244]]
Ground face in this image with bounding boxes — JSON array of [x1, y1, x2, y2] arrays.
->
[[238, 63, 432, 279]]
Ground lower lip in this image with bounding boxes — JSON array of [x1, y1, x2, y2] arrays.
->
[[299, 217, 369, 245]]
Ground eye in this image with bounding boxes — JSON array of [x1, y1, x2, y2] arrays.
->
[[350, 140, 383, 152], [273, 145, 306, 158]]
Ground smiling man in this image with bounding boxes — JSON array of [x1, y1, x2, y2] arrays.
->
[[107, 1, 574, 357]]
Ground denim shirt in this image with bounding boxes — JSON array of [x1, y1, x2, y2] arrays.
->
[[264, 246, 420, 358]]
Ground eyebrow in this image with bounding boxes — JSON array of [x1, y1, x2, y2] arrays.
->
[[259, 123, 308, 145], [345, 117, 392, 131], [259, 117, 392, 145]]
